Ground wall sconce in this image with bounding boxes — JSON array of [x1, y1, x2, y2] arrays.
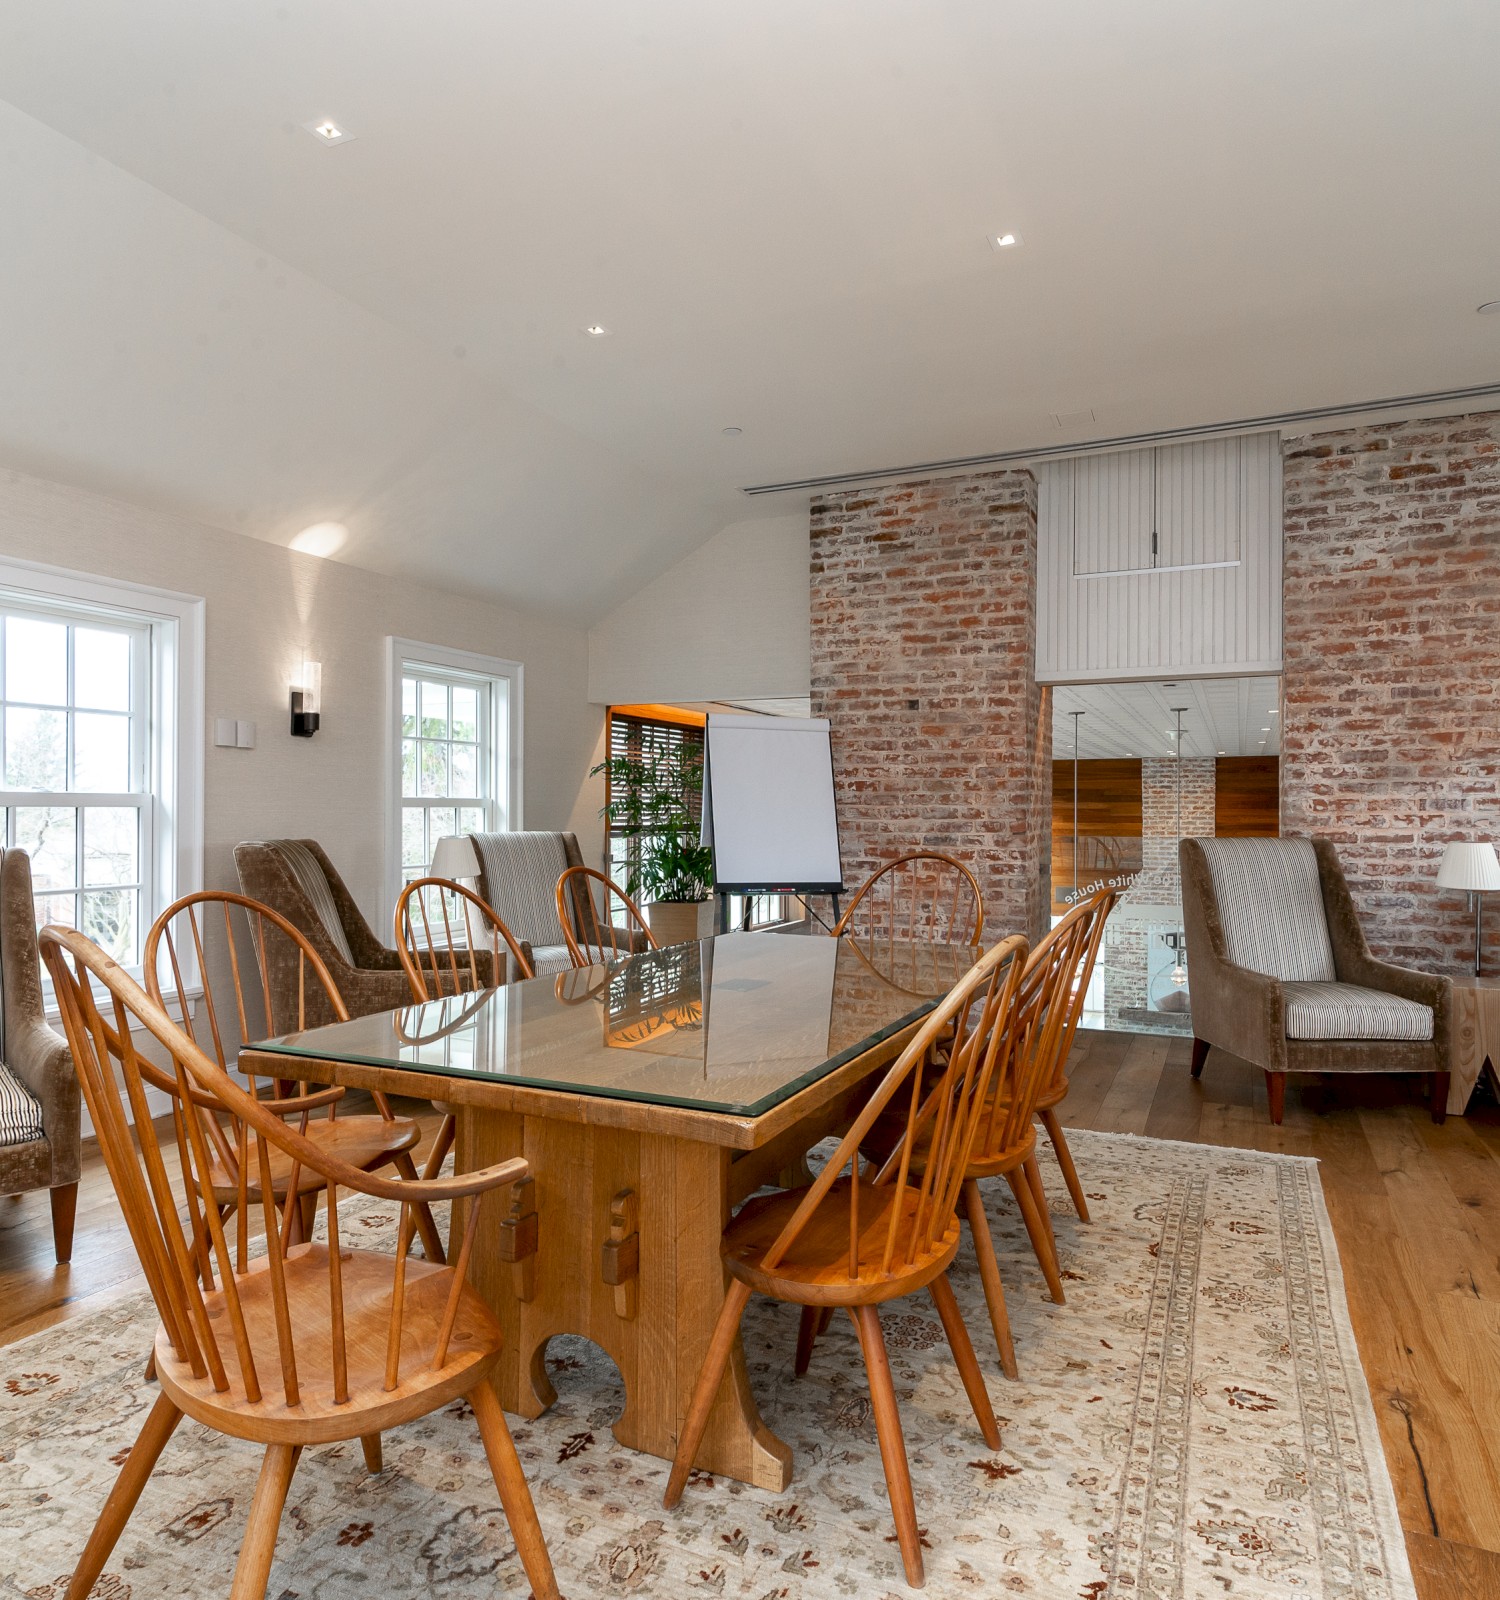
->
[[290, 659, 322, 738]]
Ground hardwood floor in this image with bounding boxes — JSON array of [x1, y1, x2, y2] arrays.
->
[[4, 1038, 1498, 1598]]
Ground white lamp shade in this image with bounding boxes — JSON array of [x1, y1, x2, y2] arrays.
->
[[1436, 840, 1500, 892], [429, 834, 481, 880]]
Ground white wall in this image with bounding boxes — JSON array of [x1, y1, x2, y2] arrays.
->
[[587, 512, 810, 705], [0, 466, 606, 930]]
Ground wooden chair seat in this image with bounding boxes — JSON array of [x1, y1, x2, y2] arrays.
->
[[724, 1178, 962, 1305], [156, 1245, 502, 1443], [207, 1114, 422, 1203]]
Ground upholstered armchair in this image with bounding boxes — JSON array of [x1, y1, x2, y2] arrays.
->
[[468, 831, 589, 975], [1180, 836, 1451, 1124], [0, 847, 79, 1261], [234, 840, 413, 1028]]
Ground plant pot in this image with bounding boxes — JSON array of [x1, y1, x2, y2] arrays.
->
[[646, 899, 714, 948]]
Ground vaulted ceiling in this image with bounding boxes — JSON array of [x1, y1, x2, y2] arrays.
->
[[0, 2, 1496, 619]]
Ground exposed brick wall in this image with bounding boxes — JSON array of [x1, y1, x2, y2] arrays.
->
[[1138, 756, 1217, 885], [809, 469, 1050, 942], [1281, 410, 1500, 972]]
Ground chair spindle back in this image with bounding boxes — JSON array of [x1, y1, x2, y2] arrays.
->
[[832, 851, 984, 945], [1041, 885, 1118, 1100], [396, 877, 535, 1000], [762, 934, 1027, 1285], [555, 865, 657, 968], [43, 927, 522, 1412]]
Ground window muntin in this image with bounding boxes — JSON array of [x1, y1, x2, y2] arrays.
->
[[399, 663, 507, 886]]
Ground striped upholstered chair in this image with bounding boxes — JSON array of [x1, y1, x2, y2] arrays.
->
[[467, 831, 587, 976], [234, 839, 413, 1026], [1180, 836, 1451, 1124]]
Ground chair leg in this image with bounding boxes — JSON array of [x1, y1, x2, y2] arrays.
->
[[392, 1150, 447, 1265], [470, 1379, 561, 1600], [1038, 1107, 1090, 1223], [1265, 1071, 1286, 1126], [1190, 1037, 1210, 1079], [296, 1192, 318, 1244], [927, 1273, 1001, 1449], [663, 1279, 753, 1510], [423, 1113, 457, 1181], [229, 1442, 300, 1600], [65, 1392, 182, 1600], [961, 1178, 1018, 1380], [1006, 1167, 1065, 1305], [1430, 1070, 1451, 1125], [1023, 1154, 1060, 1261], [856, 1304, 924, 1589], [795, 1305, 821, 1376], [50, 1181, 78, 1264], [359, 1433, 383, 1474]]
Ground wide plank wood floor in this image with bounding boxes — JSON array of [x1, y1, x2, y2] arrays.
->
[[3, 1033, 1497, 1599]]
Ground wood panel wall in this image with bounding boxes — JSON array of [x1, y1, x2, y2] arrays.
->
[[1215, 756, 1280, 837]]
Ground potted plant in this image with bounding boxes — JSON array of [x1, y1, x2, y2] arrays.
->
[[591, 739, 715, 947]]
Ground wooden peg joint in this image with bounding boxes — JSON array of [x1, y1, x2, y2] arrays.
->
[[601, 1188, 640, 1320], [497, 1176, 538, 1302]]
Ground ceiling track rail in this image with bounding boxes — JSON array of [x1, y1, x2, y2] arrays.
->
[[740, 379, 1500, 497]]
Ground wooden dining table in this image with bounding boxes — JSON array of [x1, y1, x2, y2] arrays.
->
[[242, 929, 976, 1490]]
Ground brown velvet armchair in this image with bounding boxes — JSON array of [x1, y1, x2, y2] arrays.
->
[[0, 847, 79, 1261], [233, 840, 413, 1028], [1180, 836, 1451, 1125]]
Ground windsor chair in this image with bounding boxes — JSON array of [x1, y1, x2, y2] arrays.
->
[[831, 851, 984, 944], [1032, 886, 1117, 1222], [394, 875, 534, 1180], [554, 864, 658, 967], [663, 933, 1028, 1589], [145, 891, 444, 1264], [41, 925, 560, 1600]]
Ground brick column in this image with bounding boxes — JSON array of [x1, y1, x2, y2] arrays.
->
[[808, 469, 1050, 942], [1282, 410, 1500, 971]]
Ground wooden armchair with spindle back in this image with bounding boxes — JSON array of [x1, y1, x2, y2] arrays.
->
[[664, 932, 1029, 1589], [145, 891, 445, 1263], [394, 876, 534, 1181], [554, 864, 657, 968], [831, 851, 985, 944], [41, 924, 560, 1600]]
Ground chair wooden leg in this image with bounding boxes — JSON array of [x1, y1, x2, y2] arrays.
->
[[359, 1433, 383, 1474], [1038, 1107, 1090, 1223], [961, 1178, 1018, 1379], [816, 1305, 834, 1336], [1023, 1153, 1060, 1259], [142, 1348, 157, 1383], [296, 1192, 318, 1244], [795, 1305, 821, 1376], [857, 1304, 924, 1589], [65, 1392, 182, 1600], [1006, 1167, 1065, 1305], [50, 1180, 78, 1263], [470, 1379, 561, 1600], [1430, 1070, 1450, 1125], [229, 1443, 300, 1600], [423, 1113, 457, 1181], [1265, 1070, 1286, 1126], [1190, 1037, 1210, 1079], [663, 1279, 753, 1509], [392, 1150, 447, 1265], [927, 1273, 1001, 1449]]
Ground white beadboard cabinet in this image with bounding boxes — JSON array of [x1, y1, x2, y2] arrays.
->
[[1036, 431, 1282, 683]]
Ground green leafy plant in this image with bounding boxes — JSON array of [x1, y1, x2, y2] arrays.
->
[[592, 742, 714, 904]]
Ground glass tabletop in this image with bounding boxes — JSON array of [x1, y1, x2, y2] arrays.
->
[[251, 930, 979, 1118]]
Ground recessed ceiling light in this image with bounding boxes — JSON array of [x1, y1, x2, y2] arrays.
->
[[1269, 707, 1280, 714], [1478, 301, 1500, 314], [301, 118, 356, 146], [1218, 750, 1226, 756], [990, 232, 1022, 251], [289, 521, 348, 558], [722, 426, 743, 437], [582, 324, 611, 338], [1261, 726, 1270, 732]]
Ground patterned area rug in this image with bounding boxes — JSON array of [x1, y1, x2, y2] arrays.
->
[[0, 1131, 1415, 1600]]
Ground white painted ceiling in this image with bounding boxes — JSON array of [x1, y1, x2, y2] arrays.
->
[[1, 3, 1497, 618], [1053, 677, 1282, 761]]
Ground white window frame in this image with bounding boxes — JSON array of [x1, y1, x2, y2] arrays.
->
[[0, 555, 205, 1004], [384, 637, 523, 919]]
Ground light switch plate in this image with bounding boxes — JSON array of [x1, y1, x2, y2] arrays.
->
[[213, 717, 237, 748], [236, 720, 256, 750]]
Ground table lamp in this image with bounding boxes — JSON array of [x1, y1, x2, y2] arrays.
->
[[1436, 840, 1500, 976], [429, 834, 481, 884]]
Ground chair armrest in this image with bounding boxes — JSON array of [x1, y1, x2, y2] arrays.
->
[[1334, 953, 1451, 1058], [6, 1015, 80, 1184], [1188, 957, 1286, 1073]]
